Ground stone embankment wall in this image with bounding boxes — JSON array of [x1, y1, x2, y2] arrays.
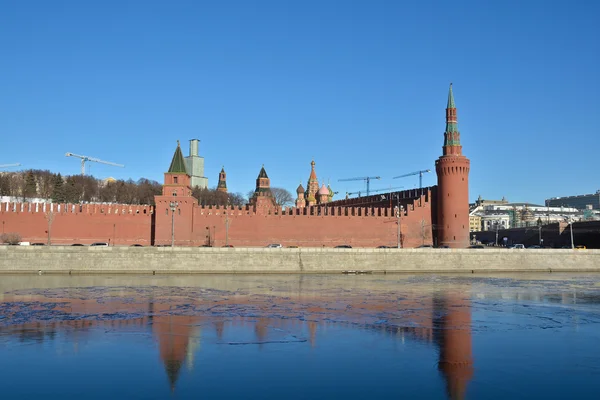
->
[[1, 246, 599, 274]]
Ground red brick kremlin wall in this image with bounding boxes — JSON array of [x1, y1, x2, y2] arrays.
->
[[0, 202, 153, 246], [1, 188, 434, 248], [151, 188, 434, 248]]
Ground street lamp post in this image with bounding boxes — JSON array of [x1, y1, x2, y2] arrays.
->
[[170, 201, 179, 247], [569, 219, 575, 249], [495, 223, 499, 246], [225, 212, 229, 247], [394, 195, 403, 249]]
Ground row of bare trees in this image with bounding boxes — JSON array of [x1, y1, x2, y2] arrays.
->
[[0, 170, 163, 205], [0, 170, 293, 206], [246, 188, 294, 207]]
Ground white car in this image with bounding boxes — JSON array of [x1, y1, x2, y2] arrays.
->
[[266, 244, 283, 248]]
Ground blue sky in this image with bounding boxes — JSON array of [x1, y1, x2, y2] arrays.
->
[[1, 0, 598, 204]]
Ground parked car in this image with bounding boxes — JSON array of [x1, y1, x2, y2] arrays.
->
[[71, 243, 85, 246], [130, 244, 143, 247], [437, 245, 450, 249], [31, 243, 45, 246], [508, 244, 525, 249], [266, 244, 283, 248], [376, 245, 391, 248], [334, 245, 352, 248], [288, 245, 299, 248], [528, 245, 542, 249], [416, 244, 433, 248], [90, 242, 109, 247], [575, 245, 587, 250], [222, 244, 234, 248]]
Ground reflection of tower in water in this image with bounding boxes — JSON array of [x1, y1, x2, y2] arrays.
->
[[151, 305, 202, 392], [434, 291, 474, 400]]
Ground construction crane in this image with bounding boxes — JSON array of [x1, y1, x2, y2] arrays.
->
[[345, 186, 404, 198], [65, 153, 124, 176], [393, 169, 431, 189], [0, 163, 21, 168], [338, 176, 380, 196]]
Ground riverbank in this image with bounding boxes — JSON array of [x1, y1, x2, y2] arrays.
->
[[1, 246, 599, 274]]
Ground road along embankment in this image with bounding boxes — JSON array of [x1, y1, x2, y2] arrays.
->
[[1, 246, 599, 274]]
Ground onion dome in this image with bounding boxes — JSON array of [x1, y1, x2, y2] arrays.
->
[[297, 183, 305, 194], [317, 184, 329, 196]]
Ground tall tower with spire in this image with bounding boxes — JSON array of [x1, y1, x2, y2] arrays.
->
[[217, 167, 227, 193], [306, 160, 319, 207], [435, 84, 470, 248]]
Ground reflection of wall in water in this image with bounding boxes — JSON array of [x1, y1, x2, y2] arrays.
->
[[1, 289, 474, 397]]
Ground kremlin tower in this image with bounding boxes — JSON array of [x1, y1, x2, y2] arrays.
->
[[249, 165, 276, 210], [217, 167, 227, 193], [435, 84, 470, 248]]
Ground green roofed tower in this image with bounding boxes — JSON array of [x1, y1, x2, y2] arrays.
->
[[443, 83, 462, 154], [161, 140, 193, 198], [168, 141, 188, 174]]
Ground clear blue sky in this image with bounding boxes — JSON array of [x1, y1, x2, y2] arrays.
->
[[1, 0, 599, 204]]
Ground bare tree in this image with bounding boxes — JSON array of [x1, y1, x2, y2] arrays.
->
[[228, 192, 246, 206], [271, 187, 294, 207]]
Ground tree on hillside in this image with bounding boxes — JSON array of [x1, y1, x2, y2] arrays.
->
[[51, 173, 65, 203], [99, 181, 117, 203], [81, 175, 99, 202], [63, 175, 83, 203], [23, 171, 37, 199], [0, 174, 11, 196], [271, 187, 294, 207], [35, 170, 55, 199], [190, 187, 247, 207], [115, 179, 138, 204], [137, 178, 162, 205], [228, 192, 246, 207]]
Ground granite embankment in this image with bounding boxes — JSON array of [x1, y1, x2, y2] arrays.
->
[[1, 246, 599, 274]]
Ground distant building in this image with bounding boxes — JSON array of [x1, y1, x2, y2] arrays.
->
[[546, 191, 600, 210], [470, 201, 593, 231], [468, 214, 481, 232], [184, 139, 208, 189]]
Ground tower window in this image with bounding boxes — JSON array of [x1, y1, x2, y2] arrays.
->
[[174, 177, 178, 184]]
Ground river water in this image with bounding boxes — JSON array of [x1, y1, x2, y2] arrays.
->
[[1, 273, 599, 399]]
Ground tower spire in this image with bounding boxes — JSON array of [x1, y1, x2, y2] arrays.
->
[[443, 83, 462, 155], [447, 83, 455, 109]]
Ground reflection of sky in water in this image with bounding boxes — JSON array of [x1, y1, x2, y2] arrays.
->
[[0, 274, 599, 399]]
